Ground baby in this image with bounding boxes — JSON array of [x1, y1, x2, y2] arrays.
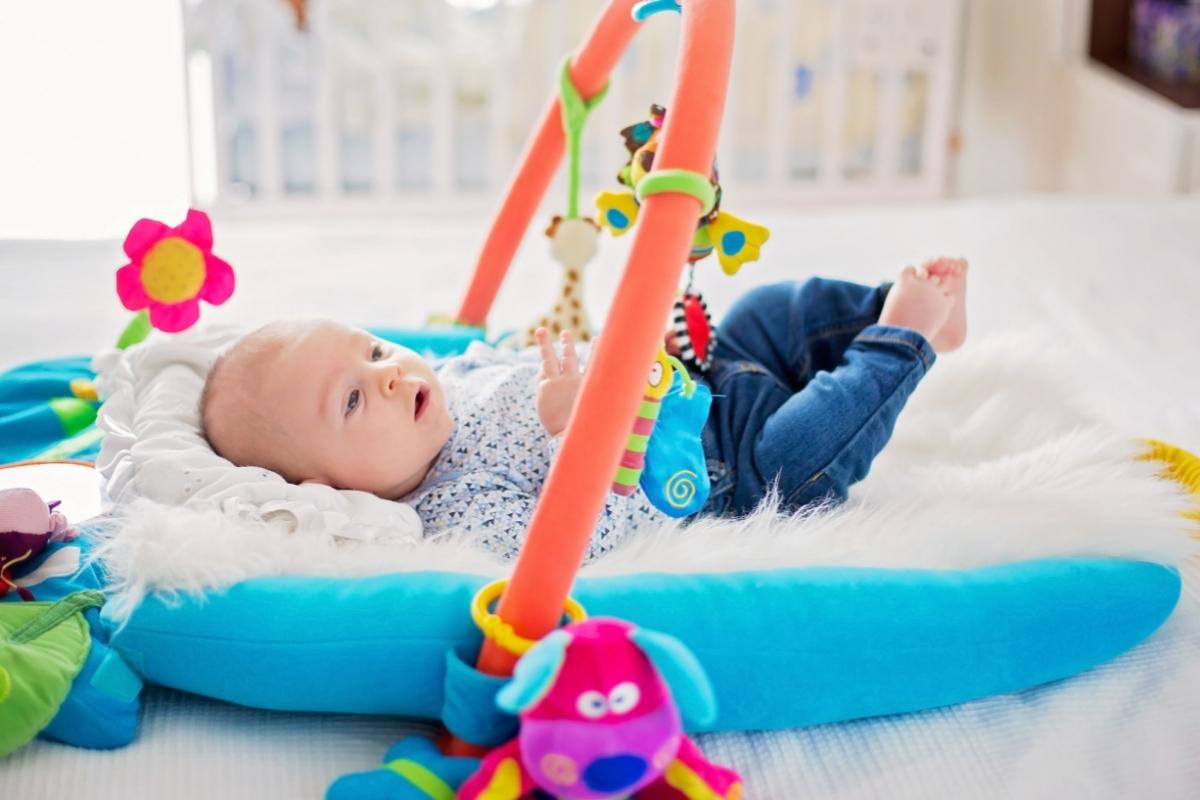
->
[[201, 258, 967, 559]]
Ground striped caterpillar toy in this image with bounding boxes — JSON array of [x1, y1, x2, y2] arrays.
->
[[612, 347, 712, 517], [612, 348, 676, 497]]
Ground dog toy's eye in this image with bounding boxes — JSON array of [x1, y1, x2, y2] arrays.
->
[[607, 681, 641, 715], [576, 690, 607, 719]]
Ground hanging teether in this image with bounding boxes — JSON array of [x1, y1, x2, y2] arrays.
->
[[671, 267, 717, 373], [522, 59, 609, 347]]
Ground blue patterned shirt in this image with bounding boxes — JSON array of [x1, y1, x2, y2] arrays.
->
[[403, 342, 666, 560]]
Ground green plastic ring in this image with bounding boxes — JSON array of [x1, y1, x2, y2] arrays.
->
[[634, 169, 717, 217]]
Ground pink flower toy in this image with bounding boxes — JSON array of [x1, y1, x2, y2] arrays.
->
[[0, 488, 77, 602], [115, 209, 235, 346], [458, 617, 742, 800]]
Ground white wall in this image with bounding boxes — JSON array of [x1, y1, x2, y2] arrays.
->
[[0, 1, 191, 239], [951, 0, 1087, 195], [0, 0, 1116, 241]]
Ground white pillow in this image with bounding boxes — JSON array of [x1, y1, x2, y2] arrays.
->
[[92, 326, 423, 542]]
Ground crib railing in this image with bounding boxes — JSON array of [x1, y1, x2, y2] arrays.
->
[[183, 0, 963, 211]]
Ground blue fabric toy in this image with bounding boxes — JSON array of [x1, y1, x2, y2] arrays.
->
[[0, 531, 142, 750], [326, 736, 479, 800], [641, 373, 712, 517]]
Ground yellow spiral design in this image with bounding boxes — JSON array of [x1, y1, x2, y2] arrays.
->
[[665, 469, 699, 508]]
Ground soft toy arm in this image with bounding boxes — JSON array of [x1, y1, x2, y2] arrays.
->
[[456, 738, 535, 800], [635, 737, 743, 799]]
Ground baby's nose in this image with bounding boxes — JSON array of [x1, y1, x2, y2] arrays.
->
[[379, 364, 404, 395]]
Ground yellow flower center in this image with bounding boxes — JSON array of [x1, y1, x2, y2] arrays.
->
[[141, 237, 206, 304]]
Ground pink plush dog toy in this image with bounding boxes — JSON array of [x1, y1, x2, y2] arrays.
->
[[0, 488, 77, 601], [458, 617, 742, 799]]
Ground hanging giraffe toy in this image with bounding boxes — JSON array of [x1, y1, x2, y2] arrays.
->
[[596, 104, 771, 373], [523, 215, 600, 345], [521, 60, 609, 347]]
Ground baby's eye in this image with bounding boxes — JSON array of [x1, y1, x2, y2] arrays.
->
[[370, 343, 385, 361], [345, 389, 361, 415]]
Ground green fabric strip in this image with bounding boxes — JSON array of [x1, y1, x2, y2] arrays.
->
[[635, 168, 717, 217], [47, 398, 97, 437], [8, 592, 104, 646], [559, 56, 609, 219], [384, 758, 456, 800]]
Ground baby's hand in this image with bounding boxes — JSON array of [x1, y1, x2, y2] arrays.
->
[[536, 327, 583, 437]]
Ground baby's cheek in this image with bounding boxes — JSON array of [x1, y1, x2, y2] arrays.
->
[[332, 435, 388, 485]]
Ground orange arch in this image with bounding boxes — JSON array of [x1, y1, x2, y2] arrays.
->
[[462, 0, 736, 688]]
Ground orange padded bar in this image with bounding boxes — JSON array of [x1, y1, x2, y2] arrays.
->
[[474, 0, 736, 682]]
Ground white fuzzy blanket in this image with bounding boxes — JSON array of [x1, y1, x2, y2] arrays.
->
[[97, 331, 1199, 619]]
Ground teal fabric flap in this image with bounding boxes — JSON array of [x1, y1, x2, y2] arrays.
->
[[91, 650, 142, 703], [442, 647, 518, 747]]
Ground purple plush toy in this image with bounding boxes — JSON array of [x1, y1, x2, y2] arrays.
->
[[0, 488, 77, 601], [457, 617, 742, 799]]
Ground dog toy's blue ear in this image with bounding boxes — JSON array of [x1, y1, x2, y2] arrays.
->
[[496, 630, 572, 714], [629, 627, 717, 728]]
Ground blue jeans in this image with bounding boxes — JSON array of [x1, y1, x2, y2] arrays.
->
[[700, 278, 936, 515]]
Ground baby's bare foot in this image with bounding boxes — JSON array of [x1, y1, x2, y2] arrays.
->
[[878, 265, 953, 346], [922, 256, 968, 352]]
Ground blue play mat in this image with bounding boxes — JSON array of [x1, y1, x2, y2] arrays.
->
[[0, 350, 1182, 747]]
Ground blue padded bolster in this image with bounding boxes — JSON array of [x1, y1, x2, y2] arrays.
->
[[106, 559, 1180, 732]]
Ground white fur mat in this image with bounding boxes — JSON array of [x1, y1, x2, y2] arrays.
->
[[97, 329, 1200, 620]]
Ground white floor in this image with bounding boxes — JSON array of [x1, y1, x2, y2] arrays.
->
[[2, 194, 1199, 798]]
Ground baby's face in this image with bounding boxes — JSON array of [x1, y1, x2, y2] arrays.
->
[[261, 321, 453, 498]]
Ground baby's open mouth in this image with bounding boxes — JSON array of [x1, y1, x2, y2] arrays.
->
[[414, 386, 429, 421]]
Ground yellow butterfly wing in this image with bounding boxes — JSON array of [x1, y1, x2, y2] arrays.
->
[[595, 191, 640, 237], [708, 211, 771, 275]]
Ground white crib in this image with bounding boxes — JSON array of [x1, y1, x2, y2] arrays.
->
[[182, 0, 963, 212]]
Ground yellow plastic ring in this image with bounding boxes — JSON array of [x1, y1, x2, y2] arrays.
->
[[470, 579, 588, 656]]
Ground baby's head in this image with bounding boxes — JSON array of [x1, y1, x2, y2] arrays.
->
[[200, 319, 453, 499]]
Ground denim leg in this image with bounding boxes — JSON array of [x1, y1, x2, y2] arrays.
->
[[750, 325, 936, 511], [714, 278, 890, 393], [700, 361, 791, 515]]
